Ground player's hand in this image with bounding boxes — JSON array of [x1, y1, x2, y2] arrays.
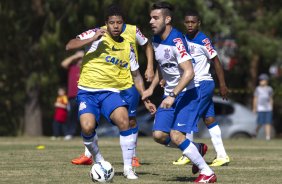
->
[[145, 68, 154, 82], [92, 29, 107, 41], [143, 99, 156, 115], [219, 85, 228, 100], [141, 89, 153, 101], [160, 96, 175, 109], [75, 50, 85, 58], [159, 79, 166, 88]]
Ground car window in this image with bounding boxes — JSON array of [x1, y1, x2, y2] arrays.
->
[[214, 102, 234, 115]]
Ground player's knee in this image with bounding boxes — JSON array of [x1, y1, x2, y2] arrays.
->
[[80, 121, 95, 135], [153, 131, 168, 145], [129, 118, 137, 128], [115, 118, 130, 131], [170, 130, 186, 145], [204, 117, 216, 126]]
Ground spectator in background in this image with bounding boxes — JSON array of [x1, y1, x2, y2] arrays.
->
[[51, 86, 68, 140], [253, 73, 274, 140], [61, 50, 84, 140]]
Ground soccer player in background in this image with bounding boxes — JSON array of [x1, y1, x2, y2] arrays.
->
[[65, 5, 156, 179], [142, 2, 217, 183], [71, 6, 154, 168], [173, 10, 230, 167]]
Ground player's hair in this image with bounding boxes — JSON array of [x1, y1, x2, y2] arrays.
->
[[185, 9, 201, 21], [105, 4, 124, 21], [151, 1, 174, 18]]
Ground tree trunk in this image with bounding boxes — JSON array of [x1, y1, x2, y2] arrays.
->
[[246, 53, 259, 105], [24, 81, 42, 136]]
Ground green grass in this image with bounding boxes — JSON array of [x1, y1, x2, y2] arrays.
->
[[1, 137, 282, 184]]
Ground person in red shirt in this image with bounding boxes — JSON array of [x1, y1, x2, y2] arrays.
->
[[61, 50, 84, 140], [52, 87, 68, 139]]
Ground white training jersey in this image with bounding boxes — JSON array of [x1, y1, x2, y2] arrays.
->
[[185, 31, 217, 86], [76, 28, 139, 72], [152, 28, 194, 95]]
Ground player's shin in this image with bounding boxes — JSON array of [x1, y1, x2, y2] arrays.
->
[[119, 129, 135, 171], [207, 122, 227, 158], [82, 132, 104, 162], [179, 139, 213, 175]]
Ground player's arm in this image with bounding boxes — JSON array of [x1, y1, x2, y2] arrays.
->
[[141, 67, 161, 100], [131, 69, 156, 114], [160, 60, 194, 109], [212, 56, 228, 100], [61, 51, 84, 69], [65, 29, 107, 51], [136, 27, 154, 82], [142, 41, 154, 82]]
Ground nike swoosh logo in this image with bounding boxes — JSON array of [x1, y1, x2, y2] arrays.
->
[[177, 123, 186, 126], [94, 170, 101, 179], [198, 175, 214, 182], [112, 46, 124, 51], [130, 110, 136, 113]]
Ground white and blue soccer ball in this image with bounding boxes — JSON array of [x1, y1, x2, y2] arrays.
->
[[90, 161, 114, 182]]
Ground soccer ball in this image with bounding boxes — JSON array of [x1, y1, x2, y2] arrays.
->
[[90, 161, 114, 182]]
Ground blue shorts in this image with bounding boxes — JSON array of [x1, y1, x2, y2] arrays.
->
[[120, 85, 140, 117], [153, 88, 199, 134], [257, 111, 272, 125], [197, 80, 215, 118], [77, 89, 128, 125]]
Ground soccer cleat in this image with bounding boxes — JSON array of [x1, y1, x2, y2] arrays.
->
[[123, 168, 138, 179], [71, 154, 93, 165], [209, 156, 230, 167], [173, 155, 191, 165], [192, 143, 208, 174], [132, 157, 141, 167], [194, 173, 217, 183]]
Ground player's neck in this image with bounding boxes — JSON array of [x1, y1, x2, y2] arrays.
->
[[111, 36, 123, 42], [187, 30, 199, 40], [160, 25, 173, 40]]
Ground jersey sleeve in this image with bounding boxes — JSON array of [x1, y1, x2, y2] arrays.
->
[[201, 37, 218, 59], [76, 28, 97, 40], [172, 37, 192, 64], [129, 46, 139, 71], [136, 27, 148, 46]]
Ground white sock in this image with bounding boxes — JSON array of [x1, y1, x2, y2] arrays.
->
[[83, 134, 104, 163], [120, 130, 135, 171], [186, 131, 194, 141], [183, 142, 213, 175], [132, 131, 138, 157], [208, 124, 227, 158]]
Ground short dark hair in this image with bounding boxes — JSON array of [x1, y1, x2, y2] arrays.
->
[[151, 1, 174, 17], [105, 4, 124, 21], [185, 9, 201, 21]]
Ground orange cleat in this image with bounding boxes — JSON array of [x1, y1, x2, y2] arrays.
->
[[71, 154, 93, 165], [132, 157, 141, 167]]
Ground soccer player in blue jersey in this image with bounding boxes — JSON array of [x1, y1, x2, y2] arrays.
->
[[173, 9, 230, 167], [142, 1, 217, 183]]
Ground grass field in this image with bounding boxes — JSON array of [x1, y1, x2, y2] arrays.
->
[[0, 137, 282, 184]]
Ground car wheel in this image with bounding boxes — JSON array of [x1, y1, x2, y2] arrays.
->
[[231, 132, 252, 139]]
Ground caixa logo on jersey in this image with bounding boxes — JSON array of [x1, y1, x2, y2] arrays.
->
[[105, 56, 129, 68], [173, 38, 188, 58]]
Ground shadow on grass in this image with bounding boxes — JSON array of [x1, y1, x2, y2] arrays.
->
[[166, 176, 197, 182], [115, 171, 160, 176]]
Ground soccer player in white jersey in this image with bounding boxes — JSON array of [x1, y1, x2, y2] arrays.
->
[[173, 9, 230, 167], [142, 2, 217, 183]]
